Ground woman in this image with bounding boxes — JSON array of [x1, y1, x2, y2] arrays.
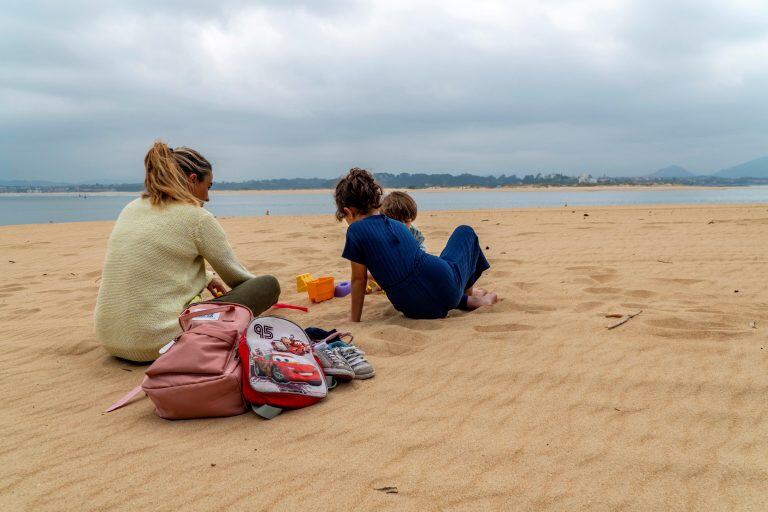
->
[[94, 141, 280, 362]]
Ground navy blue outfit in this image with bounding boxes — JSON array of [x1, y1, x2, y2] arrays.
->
[[342, 215, 490, 319]]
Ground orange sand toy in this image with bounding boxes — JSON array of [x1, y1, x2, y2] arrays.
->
[[295, 273, 314, 292], [307, 277, 335, 303]]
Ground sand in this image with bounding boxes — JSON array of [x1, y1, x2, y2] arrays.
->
[[1, 204, 767, 511]]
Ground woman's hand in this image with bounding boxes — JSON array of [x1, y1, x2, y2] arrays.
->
[[207, 276, 228, 298]]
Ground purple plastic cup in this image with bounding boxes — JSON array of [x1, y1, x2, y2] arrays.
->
[[334, 281, 352, 297]]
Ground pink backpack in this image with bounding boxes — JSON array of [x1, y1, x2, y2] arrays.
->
[[106, 302, 252, 419]]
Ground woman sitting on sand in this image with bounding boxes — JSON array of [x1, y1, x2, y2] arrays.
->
[[335, 168, 498, 321], [94, 141, 280, 362]]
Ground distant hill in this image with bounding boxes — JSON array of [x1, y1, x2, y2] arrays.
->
[[649, 165, 696, 178], [0, 178, 136, 187], [714, 156, 768, 178], [0, 179, 67, 187]]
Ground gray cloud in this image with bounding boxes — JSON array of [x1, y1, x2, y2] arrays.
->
[[1, 0, 767, 181]]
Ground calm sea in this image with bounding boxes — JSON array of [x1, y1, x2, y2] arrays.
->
[[1, 187, 767, 226]]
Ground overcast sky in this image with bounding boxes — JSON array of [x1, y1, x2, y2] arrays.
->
[[1, 0, 767, 182]]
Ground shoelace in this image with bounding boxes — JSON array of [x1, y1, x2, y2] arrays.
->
[[326, 349, 350, 369], [339, 346, 367, 367]]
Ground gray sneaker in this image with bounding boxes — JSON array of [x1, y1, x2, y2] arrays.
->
[[339, 345, 375, 379], [314, 346, 355, 381]]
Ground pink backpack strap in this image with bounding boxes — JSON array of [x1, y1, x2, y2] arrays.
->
[[180, 304, 236, 320], [105, 385, 144, 413]]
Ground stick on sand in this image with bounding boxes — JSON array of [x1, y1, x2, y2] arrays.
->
[[607, 310, 643, 330]]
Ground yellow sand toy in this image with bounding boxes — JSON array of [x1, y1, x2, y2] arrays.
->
[[295, 273, 314, 293], [366, 279, 384, 294]]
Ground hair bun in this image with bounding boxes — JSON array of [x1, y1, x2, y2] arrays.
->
[[333, 167, 383, 221], [347, 167, 376, 185]]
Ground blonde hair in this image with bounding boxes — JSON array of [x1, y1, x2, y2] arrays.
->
[[142, 141, 211, 206]]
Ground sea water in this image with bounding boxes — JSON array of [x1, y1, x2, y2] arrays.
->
[[1, 187, 767, 226]]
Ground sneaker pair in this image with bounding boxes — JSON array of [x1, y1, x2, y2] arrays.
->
[[305, 327, 375, 379], [314, 344, 355, 381], [337, 345, 375, 380], [313, 340, 375, 381]]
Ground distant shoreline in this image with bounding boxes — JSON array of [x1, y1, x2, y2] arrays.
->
[[3, 202, 768, 229], [1, 183, 760, 197]]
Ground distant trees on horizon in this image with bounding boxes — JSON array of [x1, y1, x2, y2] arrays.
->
[[2, 171, 766, 194]]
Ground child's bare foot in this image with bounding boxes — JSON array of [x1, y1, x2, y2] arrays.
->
[[466, 291, 498, 310], [467, 287, 488, 297]]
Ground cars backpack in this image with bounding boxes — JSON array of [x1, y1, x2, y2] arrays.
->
[[239, 316, 328, 419]]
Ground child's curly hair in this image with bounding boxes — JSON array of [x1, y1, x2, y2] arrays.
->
[[334, 168, 383, 221], [381, 191, 418, 223]]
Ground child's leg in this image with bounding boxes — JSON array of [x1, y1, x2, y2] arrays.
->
[[439, 225, 490, 291], [439, 225, 493, 310]]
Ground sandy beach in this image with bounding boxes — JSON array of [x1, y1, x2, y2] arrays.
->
[[2, 204, 767, 511]]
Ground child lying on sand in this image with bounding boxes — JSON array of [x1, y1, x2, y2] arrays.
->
[[380, 191, 427, 251], [335, 168, 498, 321]]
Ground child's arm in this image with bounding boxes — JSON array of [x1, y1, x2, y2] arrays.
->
[[350, 261, 368, 322], [409, 224, 427, 252]]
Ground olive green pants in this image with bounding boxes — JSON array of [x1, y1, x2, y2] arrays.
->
[[209, 275, 281, 315]]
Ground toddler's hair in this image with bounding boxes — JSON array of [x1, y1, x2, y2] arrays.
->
[[334, 168, 383, 221], [381, 191, 418, 223]]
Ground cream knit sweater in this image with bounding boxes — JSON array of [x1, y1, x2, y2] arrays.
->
[[94, 198, 253, 361]]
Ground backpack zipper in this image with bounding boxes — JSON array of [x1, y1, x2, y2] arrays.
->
[[158, 337, 178, 355]]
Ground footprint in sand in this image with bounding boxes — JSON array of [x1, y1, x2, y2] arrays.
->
[[365, 326, 433, 356], [584, 287, 622, 295], [649, 317, 733, 331], [386, 317, 443, 331], [46, 289, 75, 295], [589, 272, 618, 284], [50, 339, 101, 356], [245, 260, 289, 269], [3, 307, 41, 320], [496, 258, 523, 264], [624, 289, 656, 298], [573, 301, 604, 312], [620, 302, 647, 309], [492, 301, 555, 314], [473, 323, 534, 333], [652, 278, 704, 285], [646, 316, 748, 340]]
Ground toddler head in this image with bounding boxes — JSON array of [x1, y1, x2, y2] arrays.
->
[[334, 168, 383, 223], [381, 191, 418, 226]]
